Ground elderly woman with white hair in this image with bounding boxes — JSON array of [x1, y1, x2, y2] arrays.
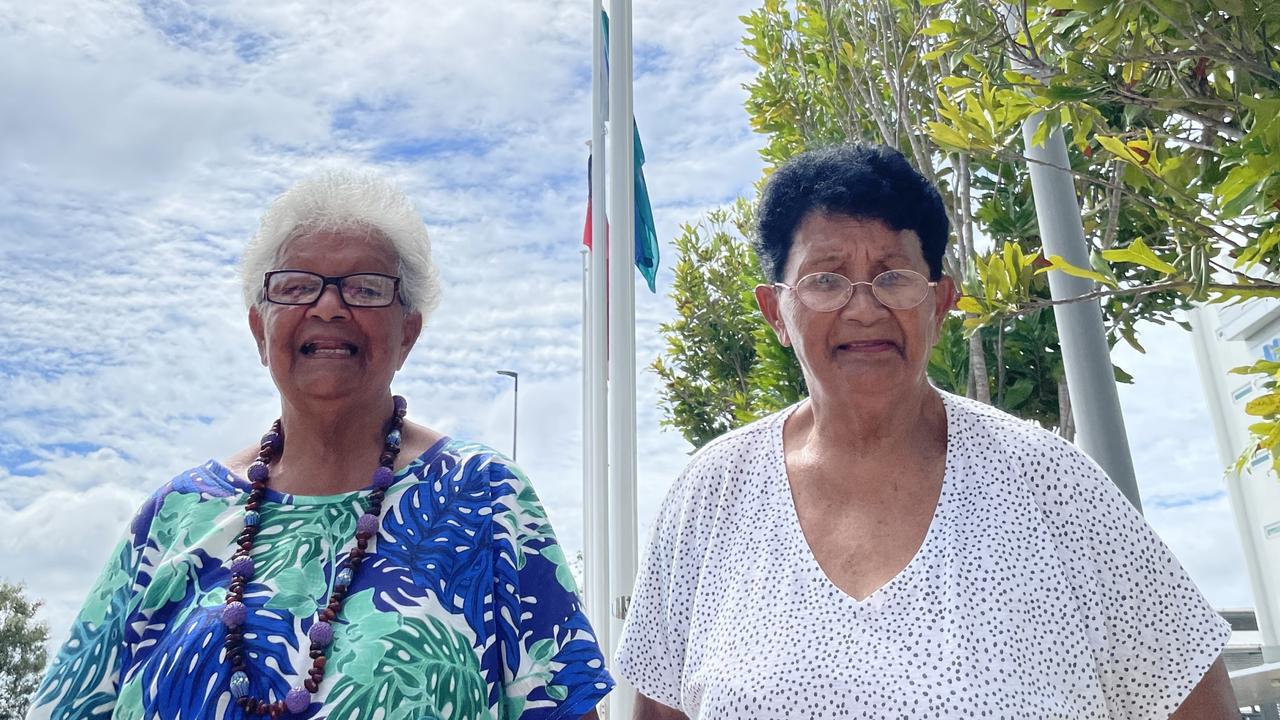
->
[[28, 171, 613, 720]]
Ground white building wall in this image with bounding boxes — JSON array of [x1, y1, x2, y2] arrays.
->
[[1192, 302, 1280, 661]]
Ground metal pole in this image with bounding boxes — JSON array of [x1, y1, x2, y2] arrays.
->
[[1020, 116, 1141, 511], [496, 370, 518, 461], [587, 0, 613, 686], [1003, 6, 1140, 510], [606, 0, 638, 715]]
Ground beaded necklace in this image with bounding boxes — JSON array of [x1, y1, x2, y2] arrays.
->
[[220, 395, 407, 717]]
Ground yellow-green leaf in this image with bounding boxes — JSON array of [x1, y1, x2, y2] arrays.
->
[[1246, 393, 1280, 417], [1101, 238, 1178, 275], [956, 295, 985, 314], [1035, 255, 1118, 287], [926, 121, 972, 151], [1097, 134, 1145, 166]]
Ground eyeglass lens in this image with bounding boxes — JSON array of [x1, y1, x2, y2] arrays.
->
[[266, 272, 398, 307], [795, 270, 930, 311]]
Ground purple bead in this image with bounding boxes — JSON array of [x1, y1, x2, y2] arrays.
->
[[393, 395, 407, 417], [247, 462, 269, 483], [261, 431, 282, 454], [221, 601, 247, 628], [285, 687, 311, 713], [371, 466, 394, 490], [356, 513, 379, 536], [308, 620, 333, 647], [230, 555, 254, 578]]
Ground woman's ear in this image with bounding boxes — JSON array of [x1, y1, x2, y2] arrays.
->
[[248, 306, 269, 367], [754, 283, 791, 348], [397, 311, 423, 369]]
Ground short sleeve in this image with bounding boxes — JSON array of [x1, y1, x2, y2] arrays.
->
[[1026, 435, 1231, 720], [488, 458, 614, 719], [26, 529, 143, 720], [613, 467, 699, 710]]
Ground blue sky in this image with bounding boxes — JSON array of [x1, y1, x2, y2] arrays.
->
[[0, 0, 1249, 647]]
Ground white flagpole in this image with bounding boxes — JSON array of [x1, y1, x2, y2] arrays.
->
[[587, 0, 612, 690], [606, 0, 638, 715]]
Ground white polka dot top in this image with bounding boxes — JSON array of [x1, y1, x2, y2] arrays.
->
[[614, 391, 1230, 719]]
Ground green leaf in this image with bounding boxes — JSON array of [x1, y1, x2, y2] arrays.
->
[[1041, 84, 1094, 102], [922, 19, 955, 37]]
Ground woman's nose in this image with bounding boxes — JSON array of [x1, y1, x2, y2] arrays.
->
[[839, 282, 889, 318], [307, 284, 351, 321]]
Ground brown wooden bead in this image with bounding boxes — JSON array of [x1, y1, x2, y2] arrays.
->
[[304, 678, 319, 694], [313, 656, 326, 669], [320, 608, 336, 622], [310, 647, 323, 658]]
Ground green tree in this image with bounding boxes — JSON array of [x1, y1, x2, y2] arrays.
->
[[655, 0, 1279, 458], [0, 582, 50, 719], [918, 0, 1280, 469], [652, 200, 807, 448]]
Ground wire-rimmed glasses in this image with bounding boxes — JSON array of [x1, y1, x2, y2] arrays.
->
[[263, 271, 403, 308], [773, 269, 938, 311]]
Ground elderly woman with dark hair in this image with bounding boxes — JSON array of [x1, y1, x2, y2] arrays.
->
[[614, 144, 1235, 719], [28, 171, 612, 719]]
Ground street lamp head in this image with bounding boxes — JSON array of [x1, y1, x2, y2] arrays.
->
[[496, 370, 518, 378]]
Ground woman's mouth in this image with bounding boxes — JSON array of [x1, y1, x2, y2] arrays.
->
[[300, 341, 359, 357], [836, 340, 899, 354]]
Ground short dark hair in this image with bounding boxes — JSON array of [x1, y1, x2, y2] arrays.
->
[[753, 144, 950, 282]]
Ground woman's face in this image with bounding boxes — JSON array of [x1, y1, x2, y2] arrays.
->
[[755, 213, 954, 403], [248, 230, 422, 405]]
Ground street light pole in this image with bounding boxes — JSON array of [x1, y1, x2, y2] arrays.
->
[[497, 370, 518, 461]]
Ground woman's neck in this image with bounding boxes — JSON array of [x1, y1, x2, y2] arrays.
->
[[270, 394, 395, 496], [801, 380, 946, 461]]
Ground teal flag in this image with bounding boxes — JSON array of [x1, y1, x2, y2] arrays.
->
[[599, 10, 659, 292]]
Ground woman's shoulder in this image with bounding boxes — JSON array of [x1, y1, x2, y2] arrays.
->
[[660, 404, 793, 510], [128, 461, 244, 550], [939, 390, 1120, 515], [940, 390, 1092, 467]]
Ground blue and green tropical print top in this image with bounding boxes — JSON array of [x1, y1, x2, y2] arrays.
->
[[28, 437, 614, 720]]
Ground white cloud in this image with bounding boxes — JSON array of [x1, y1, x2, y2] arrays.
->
[[0, 484, 146, 649]]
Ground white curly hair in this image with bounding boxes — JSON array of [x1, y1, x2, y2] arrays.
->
[[239, 169, 441, 319]]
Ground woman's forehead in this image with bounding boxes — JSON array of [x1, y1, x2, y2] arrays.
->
[[790, 214, 924, 266], [276, 229, 398, 271]]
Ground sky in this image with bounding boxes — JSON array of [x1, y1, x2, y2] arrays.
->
[[0, 0, 1251, 652]]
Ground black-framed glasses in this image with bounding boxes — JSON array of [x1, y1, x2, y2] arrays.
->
[[774, 269, 938, 311], [263, 271, 403, 308]]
